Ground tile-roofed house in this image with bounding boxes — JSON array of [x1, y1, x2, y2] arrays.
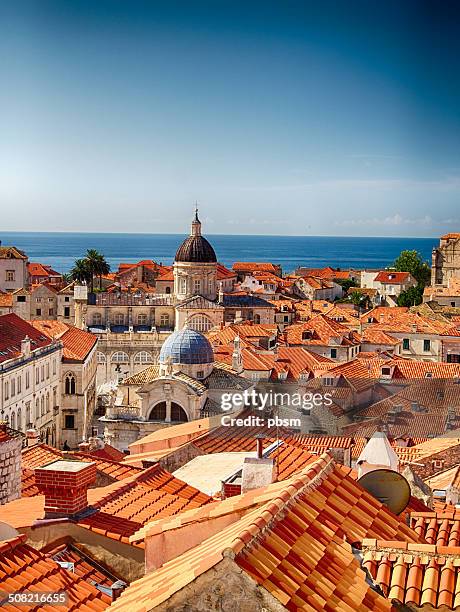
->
[[30, 320, 97, 362], [27, 262, 63, 286], [29, 319, 98, 448], [0, 534, 111, 611], [110, 454, 421, 611], [284, 313, 361, 361], [232, 261, 282, 278]]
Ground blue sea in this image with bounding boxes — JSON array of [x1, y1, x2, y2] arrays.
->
[[1, 232, 437, 275]]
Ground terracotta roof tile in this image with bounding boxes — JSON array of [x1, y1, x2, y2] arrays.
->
[[0, 535, 110, 611], [30, 320, 97, 362], [111, 454, 419, 611], [0, 313, 55, 363]]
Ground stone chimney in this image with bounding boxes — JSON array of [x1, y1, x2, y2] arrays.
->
[[0, 423, 22, 505], [78, 441, 90, 453], [26, 428, 39, 447], [35, 460, 96, 518], [88, 436, 103, 452], [241, 437, 276, 493]]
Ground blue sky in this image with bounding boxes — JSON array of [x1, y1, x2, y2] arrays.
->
[[1, 0, 460, 236]]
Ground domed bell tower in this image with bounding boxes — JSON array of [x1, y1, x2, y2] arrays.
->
[[173, 207, 218, 302]]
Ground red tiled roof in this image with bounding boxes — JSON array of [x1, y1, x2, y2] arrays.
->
[[111, 454, 420, 611], [0, 313, 54, 364], [232, 262, 280, 274], [28, 262, 61, 278], [374, 270, 411, 283], [30, 320, 97, 361], [362, 538, 460, 610], [84, 444, 125, 462], [0, 535, 111, 611], [285, 314, 360, 347], [216, 262, 236, 279], [0, 291, 13, 308]]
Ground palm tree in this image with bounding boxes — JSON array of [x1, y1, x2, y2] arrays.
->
[[84, 249, 110, 292], [70, 259, 91, 285]]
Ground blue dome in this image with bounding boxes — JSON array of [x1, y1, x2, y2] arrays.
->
[[159, 328, 214, 365]]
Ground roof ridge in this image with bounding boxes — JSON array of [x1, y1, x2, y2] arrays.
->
[[0, 533, 27, 554], [228, 453, 335, 555]]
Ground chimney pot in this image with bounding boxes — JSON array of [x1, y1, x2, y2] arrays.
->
[[26, 428, 39, 447]]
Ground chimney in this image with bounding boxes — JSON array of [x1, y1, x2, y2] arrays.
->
[[35, 460, 96, 518], [26, 429, 39, 447], [88, 436, 102, 452], [241, 437, 275, 493], [232, 335, 243, 374], [78, 441, 90, 453]]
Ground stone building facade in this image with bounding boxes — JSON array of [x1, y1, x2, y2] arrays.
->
[[0, 423, 22, 505], [432, 233, 460, 286]]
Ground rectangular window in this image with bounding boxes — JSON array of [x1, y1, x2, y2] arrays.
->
[[35, 368, 39, 384], [41, 365, 45, 381], [17, 295, 26, 303], [36, 308, 41, 316], [64, 306, 70, 318], [4, 382, 9, 400], [65, 296, 70, 302], [403, 338, 410, 351], [424, 339, 431, 352], [330, 348, 337, 359], [53, 359, 56, 375], [48, 308, 54, 316], [64, 414, 75, 429], [6, 270, 15, 282], [25, 371, 30, 389], [11, 379, 15, 397], [46, 363, 50, 379], [17, 376, 21, 393], [193, 279, 201, 294]]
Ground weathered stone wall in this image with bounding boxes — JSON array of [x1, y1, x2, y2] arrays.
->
[[155, 555, 286, 612], [158, 441, 205, 473], [0, 434, 22, 505]]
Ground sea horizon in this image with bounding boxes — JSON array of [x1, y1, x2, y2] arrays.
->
[[1, 231, 438, 275]]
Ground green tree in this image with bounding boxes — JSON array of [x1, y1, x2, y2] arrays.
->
[[396, 285, 424, 307], [70, 250, 110, 292], [393, 250, 431, 286], [335, 278, 358, 293], [85, 249, 111, 290], [349, 289, 369, 309], [70, 258, 92, 285]]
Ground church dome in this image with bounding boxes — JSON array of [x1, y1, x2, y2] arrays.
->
[[159, 328, 214, 365], [175, 209, 217, 263]]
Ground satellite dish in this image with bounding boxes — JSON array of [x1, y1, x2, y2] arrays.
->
[[358, 469, 411, 515]]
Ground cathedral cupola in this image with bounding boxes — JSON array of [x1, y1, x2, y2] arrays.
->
[[175, 207, 217, 264]]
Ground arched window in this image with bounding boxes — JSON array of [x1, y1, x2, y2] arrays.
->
[[113, 313, 125, 325], [65, 373, 76, 395], [159, 313, 170, 327], [111, 351, 129, 363], [253, 314, 261, 324], [35, 398, 40, 420], [97, 352, 106, 363], [171, 403, 188, 422], [134, 351, 153, 364], [92, 313, 103, 325], [10, 411, 15, 430], [41, 396, 45, 416], [149, 402, 166, 421], [17, 407, 22, 432], [188, 315, 212, 333], [165, 286, 171, 294]]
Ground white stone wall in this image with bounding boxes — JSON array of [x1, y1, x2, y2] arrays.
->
[[0, 435, 22, 504]]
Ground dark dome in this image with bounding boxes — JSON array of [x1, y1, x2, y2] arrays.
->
[[175, 235, 217, 263]]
